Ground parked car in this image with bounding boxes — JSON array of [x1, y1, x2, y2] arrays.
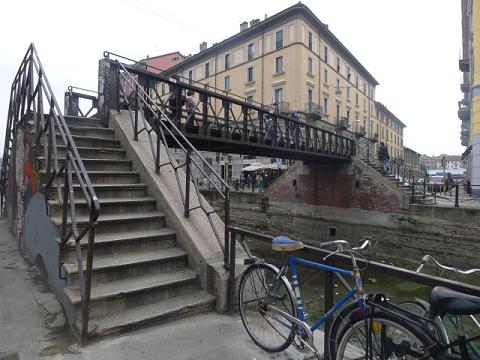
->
[[428, 175, 448, 192]]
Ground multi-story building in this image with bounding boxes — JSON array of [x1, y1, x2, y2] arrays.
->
[[373, 102, 406, 162], [459, 0, 480, 194], [403, 147, 421, 178], [420, 155, 467, 173], [140, 51, 186, 73], [166, 3, 380, 138]]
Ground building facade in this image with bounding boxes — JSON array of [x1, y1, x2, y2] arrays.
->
[[459, 0, 480, 194], [374, 102, 406, 161], [403, 147, 421, 177], [141, 51, 187, 73], [166, 3, 382, 139]]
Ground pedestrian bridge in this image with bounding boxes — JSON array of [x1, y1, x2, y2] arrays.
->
[[101, 52, 355, 164]]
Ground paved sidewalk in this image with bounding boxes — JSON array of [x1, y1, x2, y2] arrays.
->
[[0, 217, 324, 360]]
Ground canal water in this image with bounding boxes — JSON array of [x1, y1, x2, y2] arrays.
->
[[245, 236, 480, 322]]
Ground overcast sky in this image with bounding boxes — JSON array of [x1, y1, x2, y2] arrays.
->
[[0, 0, 462, 156]]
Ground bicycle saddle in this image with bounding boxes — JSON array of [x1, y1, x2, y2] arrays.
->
[[272, 236, 304, 252], [430, 286, 480, 316]]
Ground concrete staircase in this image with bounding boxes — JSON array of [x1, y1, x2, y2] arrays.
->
[[45, 115, 215, 337]]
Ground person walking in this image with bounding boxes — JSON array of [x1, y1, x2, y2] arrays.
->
[[378, 142, 390, 174], [185, 90, 198, 127]]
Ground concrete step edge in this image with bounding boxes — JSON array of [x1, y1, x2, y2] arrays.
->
[[37, 157, 131, 164], [79, 291, 216, 337], [51, 211, 166, 226], [63, 247, 187, 275], [65, 269, 198, 305], [48, 197, 156, 207]]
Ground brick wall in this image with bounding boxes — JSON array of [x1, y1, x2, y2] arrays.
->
[[267, 159, 408, 213]]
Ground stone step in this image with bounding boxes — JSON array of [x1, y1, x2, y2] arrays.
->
[[78, 291, 215, 337], [60, 125, 116, 139], [49, 183, 148, 199], [64, 116, 103, 128], [64, 269, 199, 318], [40, 170, 140, 184], [57, 134, 121, 148], [38, 157, 132, 172], [40, 145, 126, 160], [49, 197, 156, 217], [63, 228, 177, 260], [52, 212, 166, 234], [63, 247, 188, 286]]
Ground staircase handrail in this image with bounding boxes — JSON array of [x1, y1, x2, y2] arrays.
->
[[112, 59, 231, 262], [0, 43, 100, 344]]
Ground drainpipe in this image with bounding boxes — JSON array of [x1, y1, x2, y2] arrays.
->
[[471, 0, 480, 196]]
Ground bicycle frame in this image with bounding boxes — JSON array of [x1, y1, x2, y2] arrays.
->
[[273, 254, 366, 334]]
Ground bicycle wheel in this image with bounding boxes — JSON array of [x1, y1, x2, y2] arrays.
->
[[327, 301, 365, 360], [238, 263, 296, 353], [334, 310, 438, 359]]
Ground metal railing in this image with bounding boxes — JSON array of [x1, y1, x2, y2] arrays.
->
[[108, 56, 231, 258], [103, 52, 354, 163], [64, 86, 98, 118], [226, 226, 480, 360], [0, 43, 100, 344]]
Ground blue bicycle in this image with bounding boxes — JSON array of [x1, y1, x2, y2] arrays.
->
[[238, 236, 372, 359]]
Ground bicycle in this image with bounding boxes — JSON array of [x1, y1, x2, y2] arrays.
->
[[237, 235, 374, 359], [400, 255, 480, 358]]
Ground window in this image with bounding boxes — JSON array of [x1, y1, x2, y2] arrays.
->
[[336, 57, 340, 72], [307, 88, 313, 104], [274, 87, 283, 103], [324, 46, 328, 62], [224, 54, 230, 70], [308, 57, 313, 73], [347, 87, 351, 99], [247, 67, 254, 82], [336, 103, 340, 120], [363, 82, 367, 94], [347, 67, 351, 81], [323, 97, 328, 114], [324, 69, 328, 84], [336, 79, 340, 90], [346, 110, 350, 121], [246, 95, 253, 105], [224, 75, 230, 90], [355, 93, 359, 105], [188, 70, 193, 84], [161, 83, 165, 95], [308, 31, 313, 49], [364, 99, 366, 109], [355, 74, 359, 87], [205, 63, 210, 78], [275, 30, 283, 49], [247, 43, 254, 61], [275, 56, 283, 73]]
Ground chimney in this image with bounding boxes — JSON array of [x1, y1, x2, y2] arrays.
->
[[240, 21, 248, 32], [250, 18, 260, 27], [199, 42, 207, 52]]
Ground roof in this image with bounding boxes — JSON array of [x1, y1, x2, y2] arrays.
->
[[166, 3, 379, 86], [375, 101, 407, 128], [139, 51, 185, 62], [403, 147, 421, 155]]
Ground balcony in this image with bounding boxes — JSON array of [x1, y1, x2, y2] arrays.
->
[[271, 101, 290, 114], [336, 117, 349, 131], [459, 58, 470, 72], [355, 125, 366, 138], [461, 83, 470, 93], [458, 105, 470, 120], [304, 102, 323, 119]]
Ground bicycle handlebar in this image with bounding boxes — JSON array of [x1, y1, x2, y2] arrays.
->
[[416, 254, 480, 275], [319, 239, 371, 252]]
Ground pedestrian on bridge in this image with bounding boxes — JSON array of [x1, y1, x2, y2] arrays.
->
[[185, 90, 198, 128], [378, 142, 390, 174]]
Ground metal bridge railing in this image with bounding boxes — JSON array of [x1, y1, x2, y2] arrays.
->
[[64, 86, 98, 118], [0, 43, 100, 344], [103, 52, 355, 163]]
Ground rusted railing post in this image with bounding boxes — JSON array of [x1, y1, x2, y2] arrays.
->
[[455, 184, 459, 208], [134, 84, 139, 141], [224, 189, 231, 270], [324, 257, 334, 360], [184, 150, 191, 217], [227, 231, 236, 314]]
